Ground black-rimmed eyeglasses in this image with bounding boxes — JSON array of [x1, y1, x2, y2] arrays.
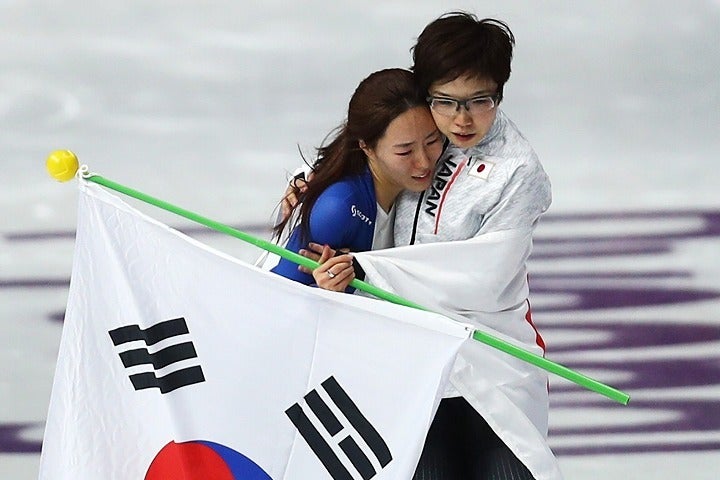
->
[[426, 94, 500, 117]]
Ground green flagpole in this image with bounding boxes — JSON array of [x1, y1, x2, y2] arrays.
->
[[46, 150, 630, 405], [89, 173, 427, 310]]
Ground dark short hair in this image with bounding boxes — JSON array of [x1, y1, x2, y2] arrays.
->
[[411, 12, 515, 102]]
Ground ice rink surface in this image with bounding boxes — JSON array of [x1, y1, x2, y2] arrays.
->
[[1, 0, 719, 478]]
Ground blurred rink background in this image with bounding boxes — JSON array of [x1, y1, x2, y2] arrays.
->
[[1, 0, 719, 478]]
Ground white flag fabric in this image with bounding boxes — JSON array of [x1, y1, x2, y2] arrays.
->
[[354, 230, 563, 480], [39, 181, 470, 480]]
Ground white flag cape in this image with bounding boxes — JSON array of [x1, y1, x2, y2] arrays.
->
[[355, 230, 564, 480], [39, 181, 470, 480]]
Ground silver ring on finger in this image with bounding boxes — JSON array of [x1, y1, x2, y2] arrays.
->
[[327, 270, 336, 279]]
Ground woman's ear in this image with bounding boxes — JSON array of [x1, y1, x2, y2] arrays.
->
[[359, 139, 374, 159]]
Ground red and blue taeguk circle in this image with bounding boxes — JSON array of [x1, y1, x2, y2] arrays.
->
[[145, 440, 273, 479]]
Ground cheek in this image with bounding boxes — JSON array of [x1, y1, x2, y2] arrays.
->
[[477, 111, 498, 134], [430, 144, 444, 163], [430, 112, 451, 136], [378, 153, 407, 177]]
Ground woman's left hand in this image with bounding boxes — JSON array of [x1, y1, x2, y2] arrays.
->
[[310, 244, 355, 292]]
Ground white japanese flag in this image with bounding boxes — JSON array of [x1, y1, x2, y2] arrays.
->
[[39, 181, 470, 480]]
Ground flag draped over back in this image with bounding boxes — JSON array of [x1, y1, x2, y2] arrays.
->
[[354, 231, 563, 480], [39, 181, 470, 480]]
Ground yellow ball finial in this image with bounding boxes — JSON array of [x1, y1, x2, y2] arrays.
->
[[46, 150, 80, 182]]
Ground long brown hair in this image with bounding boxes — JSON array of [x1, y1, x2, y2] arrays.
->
[[275, 68, 426, 242]]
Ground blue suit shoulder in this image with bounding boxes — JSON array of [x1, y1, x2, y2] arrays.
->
[[271, 169, 376, 286], [310, 175, 375, 228]]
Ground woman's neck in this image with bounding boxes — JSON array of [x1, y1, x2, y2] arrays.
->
[[368, 162, 401, 213]]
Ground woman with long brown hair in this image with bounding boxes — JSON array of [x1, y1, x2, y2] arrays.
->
[[269, 68, 443, 290]]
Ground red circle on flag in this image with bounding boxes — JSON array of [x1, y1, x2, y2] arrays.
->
[[146, 441, 234, 480], [476, 163, 486, 173]]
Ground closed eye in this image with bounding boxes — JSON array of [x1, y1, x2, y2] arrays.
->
[[434, 98, 457, 107], [426, 131, 442, 145], [469, 96, 494, 106]]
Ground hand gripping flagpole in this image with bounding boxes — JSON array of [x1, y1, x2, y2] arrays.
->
[[46, 150, 630, 405]]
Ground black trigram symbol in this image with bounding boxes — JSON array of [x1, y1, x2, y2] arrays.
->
[[286, 376, 392, 480], [108, 317, 205, 394]]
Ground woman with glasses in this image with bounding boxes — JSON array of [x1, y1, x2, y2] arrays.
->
[[396, 14, 551, 246], [392, 13, 555, 480], [267, 68, 443, 290], [290, 13, 558, 480]]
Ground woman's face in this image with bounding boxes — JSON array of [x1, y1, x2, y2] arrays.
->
[[362, 106, 443, 205], [427, 75, 499, 149]]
